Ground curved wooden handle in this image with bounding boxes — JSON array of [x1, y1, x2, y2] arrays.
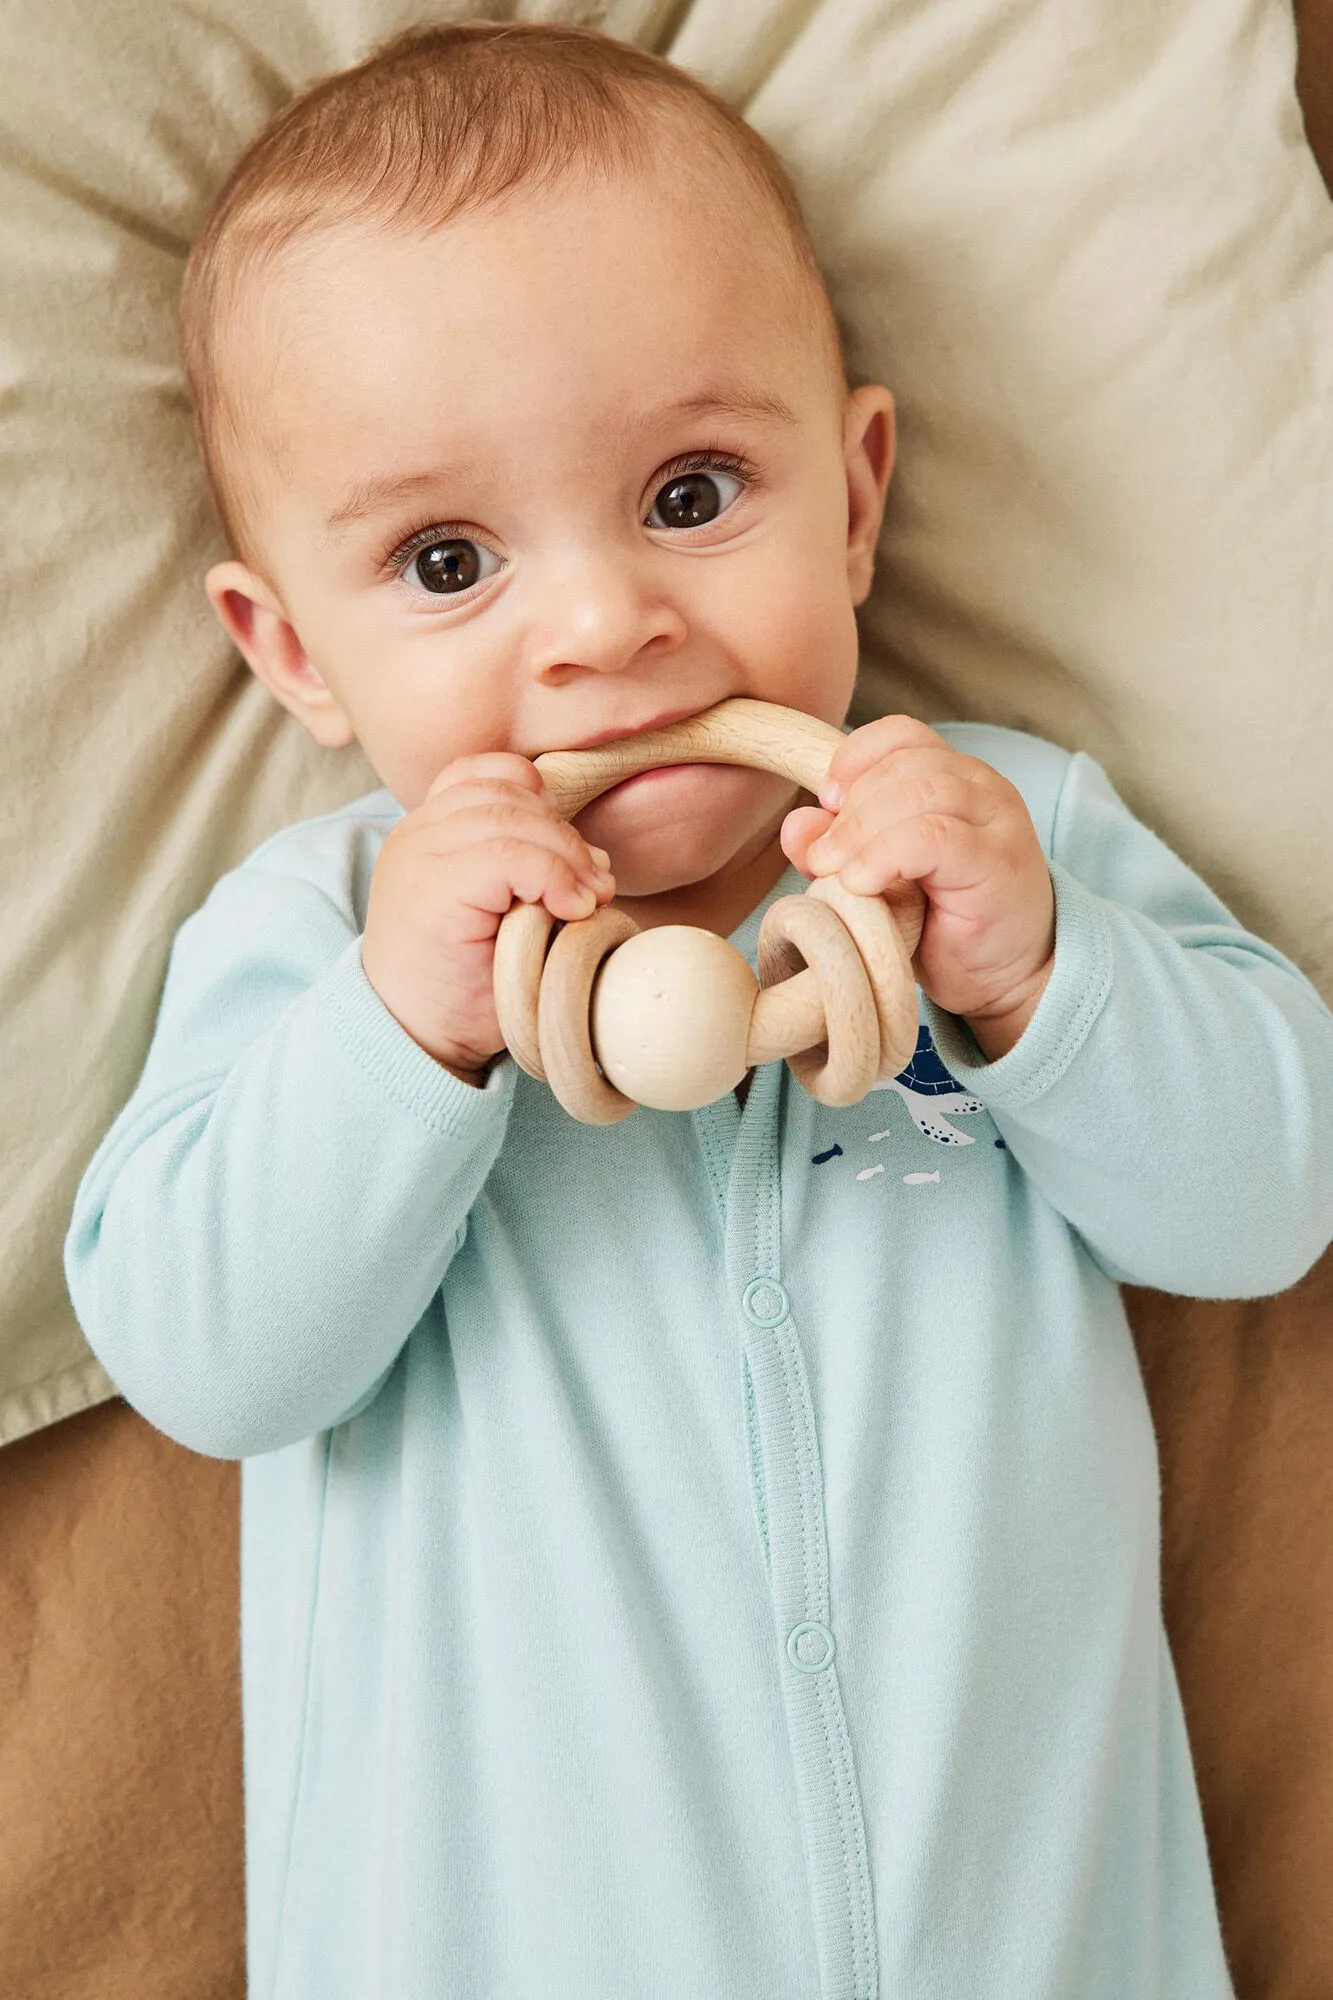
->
[[532, 697, 847, 820]]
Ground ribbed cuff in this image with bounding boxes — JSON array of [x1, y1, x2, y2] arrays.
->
[[920, 862, 1114, 1110], [316, 938, 517, 1138]]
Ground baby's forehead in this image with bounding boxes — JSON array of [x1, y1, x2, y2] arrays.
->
[[264, 138, 805, 301], [236, 165, 833, 418]]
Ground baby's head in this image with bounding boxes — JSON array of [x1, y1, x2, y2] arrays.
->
[[185, 21, 894, 896]]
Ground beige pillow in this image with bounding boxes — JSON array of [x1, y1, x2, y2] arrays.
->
[[3, 0, 1330, 1441]]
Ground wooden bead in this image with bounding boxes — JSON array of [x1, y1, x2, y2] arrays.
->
[[591, 926, 760, 1111]]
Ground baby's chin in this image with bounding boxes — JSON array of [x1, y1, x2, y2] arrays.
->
[[601, 849, 727, 899]]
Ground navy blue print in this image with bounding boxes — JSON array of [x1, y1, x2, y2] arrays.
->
[[869, 1025, 987, 1147], [895, 1025, 968, 1095]]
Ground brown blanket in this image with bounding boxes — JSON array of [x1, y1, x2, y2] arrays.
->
[[3, 13, 1330, 1998], [4, 1252, 1331, 2000]]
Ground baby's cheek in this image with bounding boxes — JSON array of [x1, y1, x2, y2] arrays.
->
[[678, 487, 858, 722], [746, 581, 858, 724]]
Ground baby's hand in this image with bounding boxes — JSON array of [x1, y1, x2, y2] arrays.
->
[[781, 716, 1055, 1060], [361, 753, 616, 1084]]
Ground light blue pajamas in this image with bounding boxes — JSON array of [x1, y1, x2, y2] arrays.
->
[[65, 722, 1333, 1999]]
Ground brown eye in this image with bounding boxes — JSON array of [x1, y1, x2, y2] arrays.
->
[[646, 467, 744, 531], [412, 540, 496, 594]]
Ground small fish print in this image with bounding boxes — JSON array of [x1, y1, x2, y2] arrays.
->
[[903, 1170, 941, 1185], [812, 1143, 844, 1165], [856, 1163, 886, 1182], [867, 1129, 892, 1143]]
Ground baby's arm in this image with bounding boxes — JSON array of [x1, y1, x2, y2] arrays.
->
[[925, 743, 1333, 1295], [66, 757, 614, 1459], [787, 719, 1333, 1297], [63, 856, 511, 1457]]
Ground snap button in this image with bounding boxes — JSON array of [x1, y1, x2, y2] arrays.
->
[[742, 1276, 790, 1327], [787, 1621, 836, 1673]]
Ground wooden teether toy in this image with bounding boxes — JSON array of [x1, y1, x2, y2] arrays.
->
[[492, 698, 926, 1123]]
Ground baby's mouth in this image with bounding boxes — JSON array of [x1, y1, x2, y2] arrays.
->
[[554, 703, 715, 756], [592, 762, 694, 797], [569, 757, 748, 830]]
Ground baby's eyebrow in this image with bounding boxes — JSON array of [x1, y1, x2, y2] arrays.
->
[[325, 469, 465, 534], [654, 386, 797, 427]]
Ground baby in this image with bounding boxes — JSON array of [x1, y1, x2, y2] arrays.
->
[[65, 21, 1333, 2000]]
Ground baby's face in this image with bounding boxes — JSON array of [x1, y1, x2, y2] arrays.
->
[[209, 162, 893, 900]]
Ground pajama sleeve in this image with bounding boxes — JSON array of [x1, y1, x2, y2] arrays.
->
[[64, 856, 517, 1459], [921, 744, 1333, 1298]]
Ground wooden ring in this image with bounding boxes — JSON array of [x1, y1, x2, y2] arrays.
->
[[537, 905, 641, 1123], [757, 895, 880, 1106], [492, 901, 555, 1079], [806, 874, 920, 1082]]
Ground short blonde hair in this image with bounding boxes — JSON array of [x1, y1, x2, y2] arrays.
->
[[179, 20, 845, 566]]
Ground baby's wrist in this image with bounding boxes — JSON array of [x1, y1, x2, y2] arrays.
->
[[424, 1034, 498, 1086], [960, 956, 1054, 1061], [443, 1055, 495, 1089]]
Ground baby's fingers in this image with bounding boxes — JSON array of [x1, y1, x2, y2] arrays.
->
[[460, 836, 609, 923], [818, 715, 950, 809], [424, 750, 547, 804], [780, 803, 835, 875], [816, 811, 993, 900], [414, 797, 611, 883], [811, 760, 991, 872]]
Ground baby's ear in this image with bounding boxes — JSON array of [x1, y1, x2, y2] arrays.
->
[[843, 386, 896, 605], [205, 561, 356, 748]]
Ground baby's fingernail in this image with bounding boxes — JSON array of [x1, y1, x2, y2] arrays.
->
[[819, 780, 844, 810], [589, 846, 611, 870], [810, 837, 843, 867], [572, 884, 597, 914]]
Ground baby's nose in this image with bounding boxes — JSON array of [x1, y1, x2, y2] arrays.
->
[[525, 549, 686, 680]]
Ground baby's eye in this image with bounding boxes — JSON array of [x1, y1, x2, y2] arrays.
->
[[408, 538, 502, 595], [645, 467, 746, 531]]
